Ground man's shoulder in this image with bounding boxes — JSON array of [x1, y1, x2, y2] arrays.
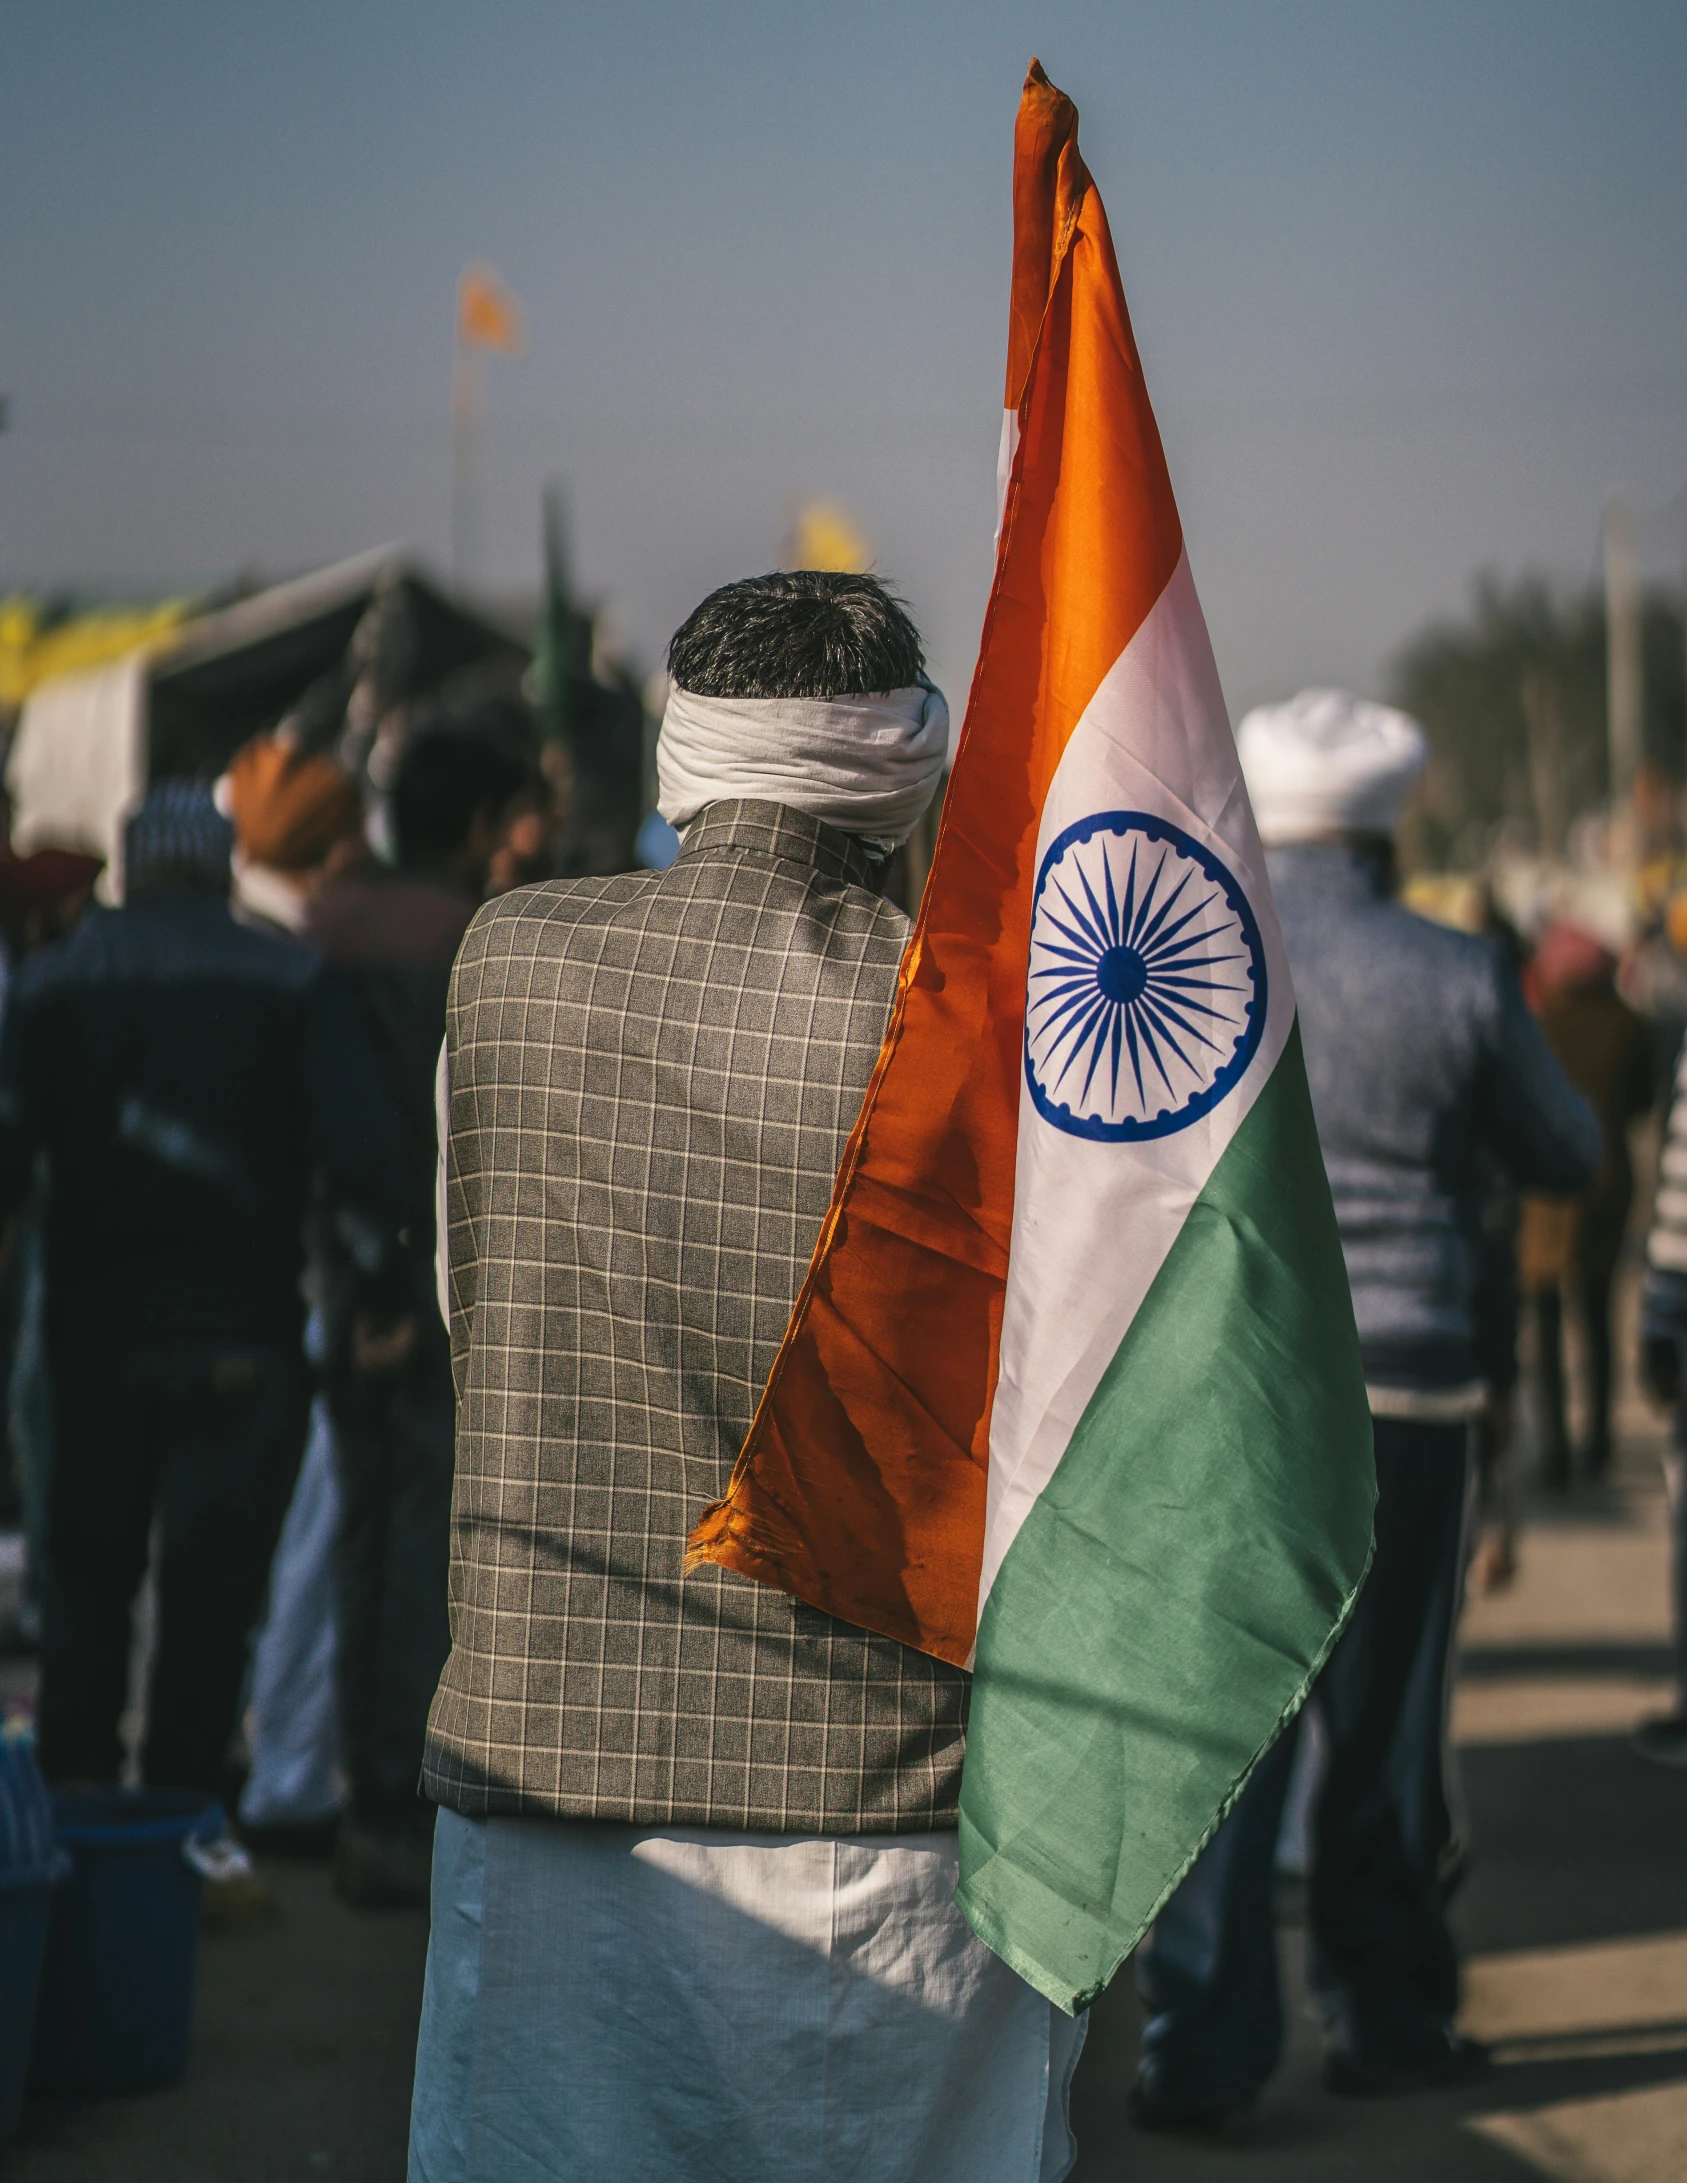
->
[[18, 899, 319, 1002], [158, 900, 324, 994], [306, 870, 474, 971], [460, 861, 906, 957], [458, 872, 661, 959], [1387, 898, 1504, 979], [1295, 887, 1502, 990], [1287, 894, 1512, 1077], [449, 859, 907, 1042]]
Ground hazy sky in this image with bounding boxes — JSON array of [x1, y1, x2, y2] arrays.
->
[[4, 1, 1686, 716]]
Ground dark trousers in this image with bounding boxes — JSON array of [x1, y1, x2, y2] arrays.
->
[[37, 1341, 309, 1798], [1531, 1260, 1618, 1485], [1137, 1418, 1470, 2109], [328, 1341, 455, 1836]]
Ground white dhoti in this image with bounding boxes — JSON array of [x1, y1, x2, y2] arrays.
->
[[408, 1810, 1084, 2183], [238, 1394, 343, 1829]]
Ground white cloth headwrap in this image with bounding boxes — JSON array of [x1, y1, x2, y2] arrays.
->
[[1236, 687, 1427, 844], [656, 681, 948, 852]]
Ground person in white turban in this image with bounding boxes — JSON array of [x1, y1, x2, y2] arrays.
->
[[657, 672, 948, 857], [1130, 689, 1597, 2125], [1235, 687, 1426, 846]]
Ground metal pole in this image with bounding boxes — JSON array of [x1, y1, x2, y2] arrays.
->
[[1522, 667, 1565, 859], [1605, 488, 1642, 813], [450, 342, 483, 587]]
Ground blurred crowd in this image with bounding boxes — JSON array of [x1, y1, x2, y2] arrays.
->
[[1, 638, 1687, 2126], [0, 687, 546, 1908], [1129, 686, 1687, 2123]]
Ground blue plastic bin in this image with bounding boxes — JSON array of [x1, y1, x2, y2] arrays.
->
[[0, 1727, 65, 2137], [29, 1789, 223, 2097], [0, 1874, 55, 2135]]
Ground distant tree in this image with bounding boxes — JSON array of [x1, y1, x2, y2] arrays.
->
[[1389, 576, 1685, 870]]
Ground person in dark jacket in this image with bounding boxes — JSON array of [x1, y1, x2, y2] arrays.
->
[[0, 782, 403, 1802], [1131, 690, 1599, 2122], [304, 724, 527, 1905]]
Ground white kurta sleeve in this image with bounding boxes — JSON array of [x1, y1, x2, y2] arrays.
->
[[434, 1036, 450, 1332]]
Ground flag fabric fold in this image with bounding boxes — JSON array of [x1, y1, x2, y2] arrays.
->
[[688, 59, 1375, 2012]]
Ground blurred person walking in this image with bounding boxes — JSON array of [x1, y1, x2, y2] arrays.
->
[[408, 574, 1081, 2183], [1517, 919, 1652, 1486], [1131, 691, 1598, 2123], [1635, 1034, 1687, 1766], [222, 731, 366, 937], [223, 733, 372, 1847], [224, 724, 525, 1889], [0, 847, 105, 1652], [1469, 1151, 1526, 1592], [302, 722, 526, 1904], [0, 782, 402, 1805]]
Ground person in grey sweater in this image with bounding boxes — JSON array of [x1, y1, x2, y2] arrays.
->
[[1132, 690, 1598, 2124]]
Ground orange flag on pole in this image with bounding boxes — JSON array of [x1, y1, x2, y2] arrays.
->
[[457, 264, 524, 355]]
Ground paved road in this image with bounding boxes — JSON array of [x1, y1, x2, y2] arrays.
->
[[1071, 1446, 1687, 2182], [5, 1863, 429, 2182], [6, 1437, 1685, 2180]]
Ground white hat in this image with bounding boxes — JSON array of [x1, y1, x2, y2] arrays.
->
[[1236, 688, 1427, 845]]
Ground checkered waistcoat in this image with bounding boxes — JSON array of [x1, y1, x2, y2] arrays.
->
[[423, 800, 970, 1831]]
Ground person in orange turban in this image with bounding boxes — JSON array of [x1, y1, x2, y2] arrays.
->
[[219, 736, 366, 932], [223, 737, 364, 872]]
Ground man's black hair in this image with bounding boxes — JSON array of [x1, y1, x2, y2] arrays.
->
[[391, 729, 528, 869], [667, 571, 925, 700]]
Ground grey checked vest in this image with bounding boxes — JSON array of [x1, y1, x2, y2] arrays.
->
[[424, 801, 970, 1831]]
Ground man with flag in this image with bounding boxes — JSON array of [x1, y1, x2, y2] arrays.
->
[[692, 62, 1377, 2019], [415, 59, 1378, 2181], [409, 570, 1083, 2183]]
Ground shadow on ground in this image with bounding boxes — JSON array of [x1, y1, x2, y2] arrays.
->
[[1070, 1709, 1687, 2178]]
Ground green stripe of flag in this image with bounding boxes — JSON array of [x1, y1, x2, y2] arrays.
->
[[956, 1024, 1376, 2011]]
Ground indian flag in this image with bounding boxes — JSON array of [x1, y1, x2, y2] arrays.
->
[[689, 61, 1375, 2012]]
